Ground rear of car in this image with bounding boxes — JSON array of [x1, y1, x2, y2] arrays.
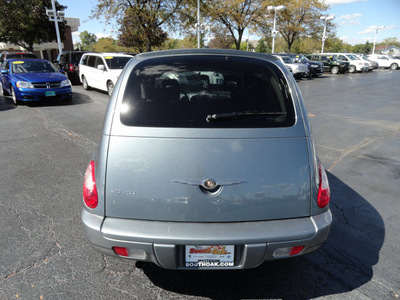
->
[[0, 51, 38, 68], [54, 51, 87, 84], [82, 49, 332, 270]]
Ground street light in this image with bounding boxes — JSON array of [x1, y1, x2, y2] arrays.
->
[[372, 26, 385, 54], [46, 0, 64, 54], [267, 5, 286, 53], [320, 15, 335, 54]]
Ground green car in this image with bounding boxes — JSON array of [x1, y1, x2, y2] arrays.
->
[[305, 54, 349, 74]]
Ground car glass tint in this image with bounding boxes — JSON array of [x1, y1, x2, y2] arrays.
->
[[12, 61, 58, 73], [87, 56, 96, 67], [120, 55, 295, 128], [71, 52, 84, 63], [104, 56, 132, 69]]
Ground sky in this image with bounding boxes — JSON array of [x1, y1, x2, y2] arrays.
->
[[64, 0, 400, 46]]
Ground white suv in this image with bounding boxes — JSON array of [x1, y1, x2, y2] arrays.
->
[[273, 55, 309, 79], [79, 53, 133, 95], [367, 54, 399, 70]]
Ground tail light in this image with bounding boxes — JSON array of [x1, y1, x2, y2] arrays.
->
[[317, 162, 330, 208], [69, 63, 75, 72], [83, 161, 98, 209]]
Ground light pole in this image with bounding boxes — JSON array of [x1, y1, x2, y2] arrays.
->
[[46, 0, 64, 54], [372, 26, 385, 54], [197, 0, 200, 48], [267, 5, 285, 53], [320, 15, 334, 54]]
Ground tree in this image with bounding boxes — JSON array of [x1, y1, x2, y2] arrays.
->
[[93, 37, 120, 52], [91, 0, 183, 52], [0, 0, 66, 52], [380, 37, 400, 48], [352, 41, 372, 54], [204, 0, 269, 50], [264, 0, 329, 53], [79, 31, 97, 51], [255, 38, 271, 53], [208, 27, 235, 49], [118, 6, 168, 52]]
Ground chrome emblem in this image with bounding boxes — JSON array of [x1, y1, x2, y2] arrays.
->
[[202, 179, 217, 190], [173, 179, 247, 187]]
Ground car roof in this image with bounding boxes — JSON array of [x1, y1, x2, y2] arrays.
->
[[82, 52, 133, 57], [134, 48, 279, 62]]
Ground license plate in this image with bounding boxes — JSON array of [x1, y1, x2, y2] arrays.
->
[[185, 245, 234, 268], [45, 91, 56, 97]]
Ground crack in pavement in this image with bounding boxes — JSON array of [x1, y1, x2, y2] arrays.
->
[[32, 107, 97, 155], [327, 131, 399, 172]]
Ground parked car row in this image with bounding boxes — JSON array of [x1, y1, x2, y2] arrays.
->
[[271, 52, 398, 80]]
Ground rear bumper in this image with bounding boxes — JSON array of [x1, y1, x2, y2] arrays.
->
[[82, 209, 332, 270]]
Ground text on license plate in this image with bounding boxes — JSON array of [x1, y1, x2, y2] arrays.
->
[[45, 91, 56, 97], [185, 245, 234, 267]]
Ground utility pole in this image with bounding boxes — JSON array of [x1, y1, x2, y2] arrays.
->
[[46, 0, 64, 54]]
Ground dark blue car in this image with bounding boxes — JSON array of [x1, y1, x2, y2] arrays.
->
[[0, 58, 73, 105]]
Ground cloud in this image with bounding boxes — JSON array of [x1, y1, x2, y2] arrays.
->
[[337, 13, 362, 20], [338, 35, 370, 45], [337, 13, 362, 26], [358, 25, 394, 34], [95, 32, 113, 39], [323, 0, 367, 4]]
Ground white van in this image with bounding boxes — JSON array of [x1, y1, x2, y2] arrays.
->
[[325, 53, 368, 73], [79, 53, 133, 95]]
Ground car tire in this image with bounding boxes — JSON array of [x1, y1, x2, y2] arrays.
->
[[11, 86, 19, 105], [107, 81, 114, 96], [0, 81, 10, 96], [390, 63, 398, 70], [331, 66, 339, 74], [348, 65, 356, 73], [82, 76, 91, 90]]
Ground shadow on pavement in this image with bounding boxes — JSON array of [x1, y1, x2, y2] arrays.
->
[[0, 96, 16, 111], [17, 92, 94, 107], [140, 173, 384, 300]]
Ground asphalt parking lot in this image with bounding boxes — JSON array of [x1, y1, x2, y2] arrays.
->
[[0, 68, 399, 299]]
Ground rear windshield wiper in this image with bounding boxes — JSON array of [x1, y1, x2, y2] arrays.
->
[[206, 111, 286, 122]]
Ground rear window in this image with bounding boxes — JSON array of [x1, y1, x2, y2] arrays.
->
[[120, 55, 295, 128], [8, 53, 37, 59], [71, 52, 85, 64]]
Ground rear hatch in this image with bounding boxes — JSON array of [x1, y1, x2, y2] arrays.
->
[[105, 135, 311, 222], [104, 53, 312, 223]]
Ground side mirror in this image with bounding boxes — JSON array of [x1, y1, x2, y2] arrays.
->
[[1, 69, 8, 74], [97, 64, 105, 71], [59, 69, 65, 74]]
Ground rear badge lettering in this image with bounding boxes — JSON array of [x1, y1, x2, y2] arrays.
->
[[110, 189, 136, 197]]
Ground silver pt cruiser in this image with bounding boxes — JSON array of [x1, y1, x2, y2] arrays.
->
[[82, 49, 332, 270]]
